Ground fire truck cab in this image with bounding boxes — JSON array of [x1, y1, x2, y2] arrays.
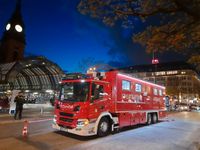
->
[[52, 71, 166, 136]]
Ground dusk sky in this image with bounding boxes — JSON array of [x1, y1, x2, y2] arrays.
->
[[0, 0, 185, 72]]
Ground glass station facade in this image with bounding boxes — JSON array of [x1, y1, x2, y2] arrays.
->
[[0, 56, 64, 104]]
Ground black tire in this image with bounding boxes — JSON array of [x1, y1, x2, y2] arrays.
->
[[152, 113, 158, 123], [97, 117, 110, 137], [147, 113, 152, 125]]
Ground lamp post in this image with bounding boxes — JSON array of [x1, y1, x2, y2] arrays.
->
[[152, 51, 159, 84], [0, 67, 2, 81]]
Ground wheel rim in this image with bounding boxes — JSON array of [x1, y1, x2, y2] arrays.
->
[[148, 114, 151, 124], [153, 114, 157, 122], [100, 121, 108, 133]]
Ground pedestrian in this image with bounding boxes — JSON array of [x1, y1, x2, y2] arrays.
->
[[14, 92, 25, 120]]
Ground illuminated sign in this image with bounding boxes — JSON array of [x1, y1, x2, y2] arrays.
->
[[166, 71, 178, 75]]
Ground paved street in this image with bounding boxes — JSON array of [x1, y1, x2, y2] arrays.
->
[[0, 111, 200, 150]]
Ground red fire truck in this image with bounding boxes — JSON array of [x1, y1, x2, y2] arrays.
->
[[52, 71, 166, 136]]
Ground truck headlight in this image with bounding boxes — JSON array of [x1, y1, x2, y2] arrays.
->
[[53, 115, 57, 123], [77, 119, 89, 127]]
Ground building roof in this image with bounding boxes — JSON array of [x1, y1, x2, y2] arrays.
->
[[0, 62, 16, 79], [0, 56, 64, 91], [119, 61, 198, 74]]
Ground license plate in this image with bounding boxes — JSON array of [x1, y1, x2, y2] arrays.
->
[[60, 127, 68, 132]]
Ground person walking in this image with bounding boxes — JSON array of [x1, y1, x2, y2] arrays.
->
[[14, 92, 25, 120]]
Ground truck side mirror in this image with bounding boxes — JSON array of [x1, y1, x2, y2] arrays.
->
[[90, 98, 94, 103]]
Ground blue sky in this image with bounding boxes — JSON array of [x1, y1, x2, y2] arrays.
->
[[0, 0, 185, 72], [0, 0, 112, 72]]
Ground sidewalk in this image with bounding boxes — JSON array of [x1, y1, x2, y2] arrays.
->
[[0, 107, 54, 125]]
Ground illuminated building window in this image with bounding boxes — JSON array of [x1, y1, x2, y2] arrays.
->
[[181, 71, 186, 74], [166, 71, 178, 75], [155, 71, 165, 76]]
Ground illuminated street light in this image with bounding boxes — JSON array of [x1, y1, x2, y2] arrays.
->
[[46, 90, 53, 93], [87, 66, 97, 74]]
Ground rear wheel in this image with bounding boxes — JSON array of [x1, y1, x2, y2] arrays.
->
[[97, 117, 110, 137], [147, 113, 152, 125], [152, 113, 158, 123]]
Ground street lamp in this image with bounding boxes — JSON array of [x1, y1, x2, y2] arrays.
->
[[0, 67, 2, 81], [152, 58, 159, 64], [152, 50, 159, 83], [87, 67, 97, 74]]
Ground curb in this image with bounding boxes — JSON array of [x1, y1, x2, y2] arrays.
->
[[0, 117, 53, 125]]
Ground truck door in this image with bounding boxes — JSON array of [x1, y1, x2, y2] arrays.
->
[[88, 82, 108, 119]]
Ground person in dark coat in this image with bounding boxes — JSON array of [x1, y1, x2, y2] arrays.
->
[[14, 92, 25, 120]]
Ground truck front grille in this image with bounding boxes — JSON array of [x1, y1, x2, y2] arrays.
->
[[59, 117, 73, 123], [59, 112, 74, 117]]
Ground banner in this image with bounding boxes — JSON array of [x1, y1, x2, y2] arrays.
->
[[9, 90, 20, 115]]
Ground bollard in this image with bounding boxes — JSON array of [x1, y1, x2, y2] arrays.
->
[[40, 107, 44, 115], [22, 120, 28, 138]]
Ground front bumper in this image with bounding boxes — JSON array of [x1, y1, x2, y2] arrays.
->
[[52, 120, 97, 136]]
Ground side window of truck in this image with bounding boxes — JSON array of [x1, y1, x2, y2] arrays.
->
[[122, 80, 131, 91], [154, 88, 158, 95], [144, 85, 150, 95], [135, 83, 142, 92], [159, 89, 163, 96], [91, 83, 104, 101]]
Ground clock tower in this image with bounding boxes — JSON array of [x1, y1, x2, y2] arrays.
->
[[0, 0, 26, 63]]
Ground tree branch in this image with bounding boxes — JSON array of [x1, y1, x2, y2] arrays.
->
[[159, 20, 198, 35], [173, 0, 200, 20], [115, 7, 180, 17]]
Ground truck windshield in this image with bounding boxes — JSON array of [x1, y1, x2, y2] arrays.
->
[[59, 82, 89, 102]]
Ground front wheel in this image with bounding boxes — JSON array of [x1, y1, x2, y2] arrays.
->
[[97, 117, 110, 137]]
